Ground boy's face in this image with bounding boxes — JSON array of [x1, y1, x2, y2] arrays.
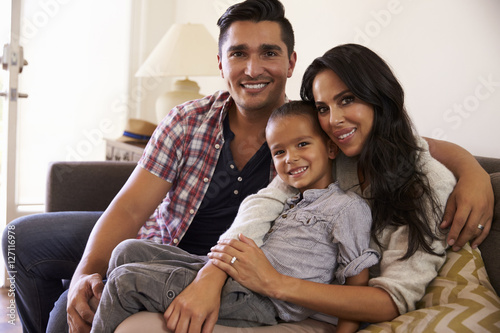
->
[[267, 115, 337, 193], [218, 21, 297, 115]]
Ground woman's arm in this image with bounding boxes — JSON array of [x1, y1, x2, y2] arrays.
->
[[424, 137, 494, 250], [210, 235, 399, 323]]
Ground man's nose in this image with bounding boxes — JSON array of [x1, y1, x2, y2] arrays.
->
[[245, 55, 264, 78]]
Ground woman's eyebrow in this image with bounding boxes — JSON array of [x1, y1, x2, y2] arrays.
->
[[333, 89, 351, 101]]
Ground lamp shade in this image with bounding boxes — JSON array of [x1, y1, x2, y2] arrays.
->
[[135, 23, 220, 77]]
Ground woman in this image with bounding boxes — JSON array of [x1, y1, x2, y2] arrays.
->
[[209, 44, 460, 324]]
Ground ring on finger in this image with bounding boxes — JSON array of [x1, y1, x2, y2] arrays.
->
[[230, 256, 237, 264], [478, 224, 485, 231]]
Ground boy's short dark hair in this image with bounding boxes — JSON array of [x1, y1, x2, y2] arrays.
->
[[217, 0, 295, 57], [266, 101, 328, 140]]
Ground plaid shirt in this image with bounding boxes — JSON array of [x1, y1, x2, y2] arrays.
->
[[136, 90, 276, 245]]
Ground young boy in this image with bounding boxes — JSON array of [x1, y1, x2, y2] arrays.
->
[[90, 101, 379, 333]]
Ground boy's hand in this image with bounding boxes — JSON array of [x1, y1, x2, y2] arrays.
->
[[164, 264, 225, 333]]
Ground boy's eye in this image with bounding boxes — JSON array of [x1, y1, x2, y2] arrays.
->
[[298, 142, 308, 148], [273, 150, 285, 156]]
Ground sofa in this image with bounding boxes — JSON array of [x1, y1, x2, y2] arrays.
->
[[46, 156, 500, 332]]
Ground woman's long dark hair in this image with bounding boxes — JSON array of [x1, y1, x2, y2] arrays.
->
[[301, 44, 444, 260]]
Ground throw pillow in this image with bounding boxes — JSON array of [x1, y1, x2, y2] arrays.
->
[[359, 243, 500, 332]]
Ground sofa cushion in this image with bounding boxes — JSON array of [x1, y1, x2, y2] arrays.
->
[[359, 243, 500, 332], [478, 172, 500, 295], [115, 313, 335, 333]]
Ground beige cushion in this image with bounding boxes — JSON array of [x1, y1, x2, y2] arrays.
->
[[115, 312, 336, 333], [359, 244, 500, 332]]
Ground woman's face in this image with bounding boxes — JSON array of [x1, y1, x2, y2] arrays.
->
[[312, 69, 374, 157]]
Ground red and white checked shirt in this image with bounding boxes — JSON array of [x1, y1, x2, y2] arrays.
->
[[136, 90, 276, 245]]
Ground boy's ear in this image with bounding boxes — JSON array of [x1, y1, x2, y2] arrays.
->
[[327, 140, 339, 159]]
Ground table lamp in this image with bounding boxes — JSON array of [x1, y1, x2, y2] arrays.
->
[[135, 23, 220, 122]]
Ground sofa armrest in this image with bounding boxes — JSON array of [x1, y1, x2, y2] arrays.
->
[[46, 161, 136, 212]]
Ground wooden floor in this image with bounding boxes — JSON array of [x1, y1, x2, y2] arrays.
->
[[0, 287, 22, 333]]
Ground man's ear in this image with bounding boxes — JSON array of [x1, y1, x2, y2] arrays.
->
[[217, 54, 224, 78], [327, 140, 339, 159], [287, 51, 297, 78]]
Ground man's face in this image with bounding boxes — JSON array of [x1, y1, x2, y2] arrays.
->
[[218, 21, 297, 115]]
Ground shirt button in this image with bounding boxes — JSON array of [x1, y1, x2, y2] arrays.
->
[[234, 190, 239, 195], [237, 177, 243, 182], [203, 177, 209, 183], [189, 209, 195, 214], [289, 204, 295, 209], [230, 164, 235, 169], [281, 214, 287, 218], [215, 144, 221, 149], [173, 238, 179, 244]]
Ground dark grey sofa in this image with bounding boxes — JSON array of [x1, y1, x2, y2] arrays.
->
[[45, 157, 500, 296]]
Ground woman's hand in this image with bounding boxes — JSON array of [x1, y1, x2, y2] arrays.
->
[[425, 137, 494, 251], [209, 234, 282, 297], [440, 169, 494, 251]]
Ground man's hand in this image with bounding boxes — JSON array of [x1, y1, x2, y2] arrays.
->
[[67, 273, 104, 333], [164, 263, 226, 333], [441, 171, 494, 251]]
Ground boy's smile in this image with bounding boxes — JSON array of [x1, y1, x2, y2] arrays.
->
[[267, 114, 336, 193]]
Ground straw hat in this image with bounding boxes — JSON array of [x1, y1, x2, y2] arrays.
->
[[117, 118, 157, 144]]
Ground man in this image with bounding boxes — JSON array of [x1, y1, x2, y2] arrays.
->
[[3, 0, 493, 332]]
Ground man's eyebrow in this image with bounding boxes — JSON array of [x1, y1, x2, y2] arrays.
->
[[261, 43, 283, 52], [227, 44, 248, 52], [226, 44, 283, 53]]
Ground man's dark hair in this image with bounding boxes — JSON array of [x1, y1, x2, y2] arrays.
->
[[217, 0, 295, 57]]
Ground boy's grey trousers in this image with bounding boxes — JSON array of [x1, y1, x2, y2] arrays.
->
[[90, 239, 278, 333]]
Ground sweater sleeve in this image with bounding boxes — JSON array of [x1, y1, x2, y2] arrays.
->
[[219, 176, 298, 247]]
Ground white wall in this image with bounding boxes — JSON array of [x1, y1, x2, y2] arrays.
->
[[139, 0, 499, 157], [17, 0, 132, 204]]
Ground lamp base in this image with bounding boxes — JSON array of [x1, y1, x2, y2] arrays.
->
[[156, 78, 204, 123]]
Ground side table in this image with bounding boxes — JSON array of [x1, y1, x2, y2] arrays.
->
[[105, 139, 146, 162]]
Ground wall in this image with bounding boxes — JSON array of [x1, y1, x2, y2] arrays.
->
[[136, 0, 499, 157], [16, 0, 132, 205]]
